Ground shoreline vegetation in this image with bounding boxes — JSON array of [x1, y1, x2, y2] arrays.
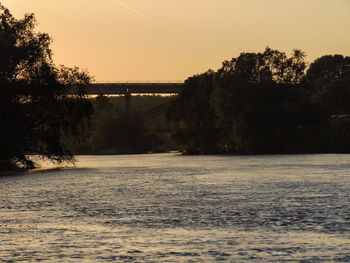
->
[[166, 48, 350, 155], [1, 3, 350, 171], [61, 95, 179, 156], [0, 4, 93, 170]]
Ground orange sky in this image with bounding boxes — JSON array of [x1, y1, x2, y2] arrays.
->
[[3, 0, 350, 81]]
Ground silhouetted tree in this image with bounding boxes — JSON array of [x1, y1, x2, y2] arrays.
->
[[62, 95, 167, 155], [0, 4, 93, 169], [167, 47, 350, 155], [211, 47, 320, 153], [166, 70, 219, 154], [307, 55, 350, 115], [92, 111, 152, 154]]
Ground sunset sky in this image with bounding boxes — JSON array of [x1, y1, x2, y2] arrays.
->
[[3, 0, 350, 81]]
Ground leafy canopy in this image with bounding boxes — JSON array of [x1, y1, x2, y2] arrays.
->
[[167, 47, 350, 154], [0, 4, 93, 169]]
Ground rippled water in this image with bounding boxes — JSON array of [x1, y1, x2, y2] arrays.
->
[[1, 154, 350, 262]]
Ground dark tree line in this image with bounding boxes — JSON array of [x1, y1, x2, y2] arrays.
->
[[63, 95, 166, 155], [0, 4, 93, 169], [167, 47, 350, 154]]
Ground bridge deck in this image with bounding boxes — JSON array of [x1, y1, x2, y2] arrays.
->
[[85, 83, 184, 95]]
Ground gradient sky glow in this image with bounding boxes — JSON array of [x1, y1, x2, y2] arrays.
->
[[2, 0, 350, 81]]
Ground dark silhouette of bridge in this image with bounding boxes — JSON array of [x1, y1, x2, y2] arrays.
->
[[86, 82, 184, 95], [76, 82, 183, 113]]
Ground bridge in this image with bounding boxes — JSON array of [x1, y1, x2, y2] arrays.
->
[[75, 82, 184, 113], [85, 82, 184, 95]]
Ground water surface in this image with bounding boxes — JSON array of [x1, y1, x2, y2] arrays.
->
[[1, 154, 350, 262]]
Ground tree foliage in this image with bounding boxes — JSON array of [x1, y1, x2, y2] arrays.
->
[[167, 47, 350, 154], [0, 4, 93, 169], [307, 55, 350, 115], [166, 71, 218, 154], [63, 95, 166, 155]]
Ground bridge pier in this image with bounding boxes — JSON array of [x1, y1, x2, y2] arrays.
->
[[124, 90, 131, 113]]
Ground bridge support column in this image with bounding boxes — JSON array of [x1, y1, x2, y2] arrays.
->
[[124, 91, 131, 113]]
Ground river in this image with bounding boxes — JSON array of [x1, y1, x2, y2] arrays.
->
[[1, 154, 350, 262]]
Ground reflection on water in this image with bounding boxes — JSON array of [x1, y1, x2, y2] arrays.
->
[[1, 154, 350, 262]]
